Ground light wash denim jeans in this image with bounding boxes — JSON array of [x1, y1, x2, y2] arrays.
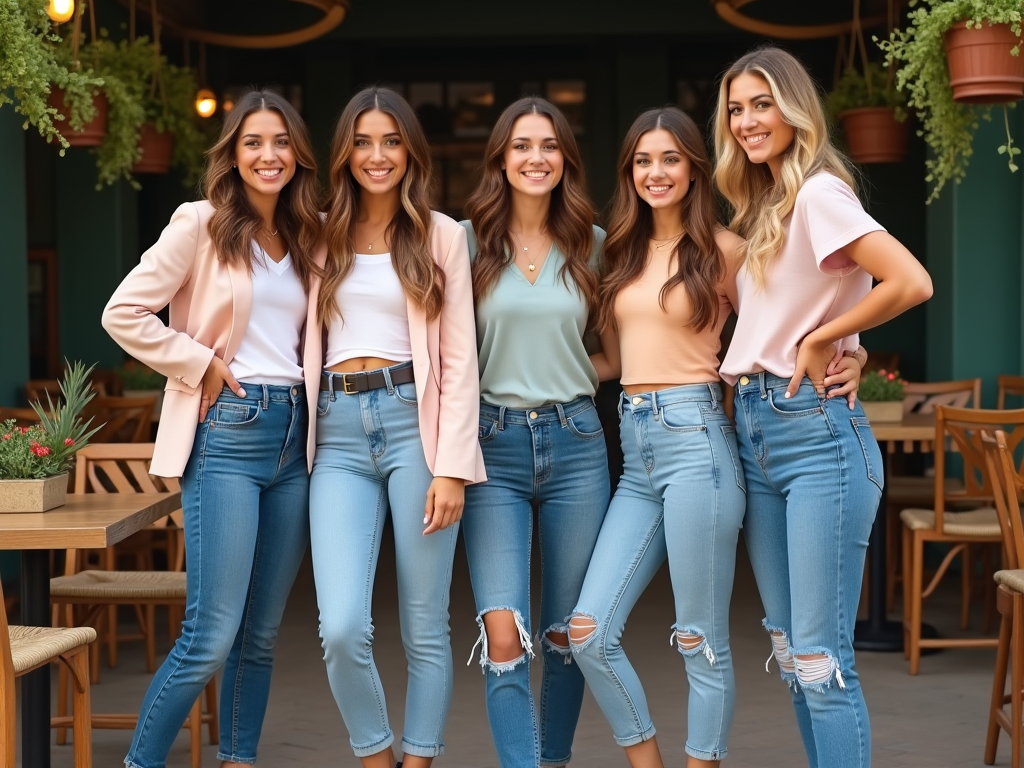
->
[[125, 384, 310, 768], [462, 396, 609, 768], [570, 383, 745, 762], [733, 373, 883, 768], [309, 363, 459, 759]]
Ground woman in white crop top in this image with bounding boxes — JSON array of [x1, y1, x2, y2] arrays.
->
[[714, 48, 932, 768], [307, 87, 483, 768], [102, 90, 324, 768]]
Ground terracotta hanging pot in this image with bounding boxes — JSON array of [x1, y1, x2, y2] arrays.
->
[[46, 89, 107, 147], [944, 20, 1024, 104], [132, 123, 175, 174], [839, 107, 910, 164]]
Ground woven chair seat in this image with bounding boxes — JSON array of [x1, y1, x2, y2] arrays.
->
[[8, 625, 97, 674], [900, 507, 1000, 537], [995, 570, 1024, 593], [50, 569, 186, 600]]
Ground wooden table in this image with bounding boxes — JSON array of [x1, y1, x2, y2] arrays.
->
[[854, 415, 936, 652], [1, 492, 181, 768]]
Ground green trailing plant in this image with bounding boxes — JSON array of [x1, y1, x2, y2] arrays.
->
[[828, 62, 908, 117], [0, 361, 102, 479], [879, 0, 1024, 202], [0, 0, 102, 150], [859, 369, 908, 401]]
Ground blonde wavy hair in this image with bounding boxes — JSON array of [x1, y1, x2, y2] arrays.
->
[[713, 47, 856, 288]]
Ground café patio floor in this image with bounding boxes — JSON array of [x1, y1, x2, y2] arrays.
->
[[31, 533, 1001, 767]]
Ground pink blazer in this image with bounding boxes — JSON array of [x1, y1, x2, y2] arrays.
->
[[101, 201, 326, 478], [303, 210, 486, 484]]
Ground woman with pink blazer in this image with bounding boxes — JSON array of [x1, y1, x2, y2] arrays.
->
[[101, 90, 324, 768], [308, 86, 484, 768]]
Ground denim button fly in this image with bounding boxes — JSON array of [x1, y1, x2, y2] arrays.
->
[[632, 396, 643, 405], [739, 376, 750, 385], [529, 411, 538, 419]]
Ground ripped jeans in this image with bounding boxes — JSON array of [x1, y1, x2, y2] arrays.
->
[[462, 396, 610, 768], [734, 373, 882, 768], [570, 384, 745, 762]]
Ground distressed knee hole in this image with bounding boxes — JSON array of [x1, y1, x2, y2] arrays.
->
[[568, 615, 598, 651], [541, 627, 573, 665], [794, 651, 846, 691], [466, 608, 534, 674], [765, 630, 795, 677], [671, 626, 715, 664]]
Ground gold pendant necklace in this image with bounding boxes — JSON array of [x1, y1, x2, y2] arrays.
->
[[511, 231, 544, 271], [364, 222, 391, 252]]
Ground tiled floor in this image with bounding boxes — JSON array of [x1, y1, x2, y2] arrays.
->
[[27, 532, 1007, 767]]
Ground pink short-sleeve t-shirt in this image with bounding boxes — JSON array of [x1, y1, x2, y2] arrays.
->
[[720, 173, 883, 384]]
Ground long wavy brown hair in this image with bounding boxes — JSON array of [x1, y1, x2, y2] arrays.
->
[[318, 87, 444, 323], [596, 107, 724, 333], [463, 97, 597, 307], [203, 90, 321, 291]]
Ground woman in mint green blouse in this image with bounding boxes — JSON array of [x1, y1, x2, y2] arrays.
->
[[459, 97, 610, 768]]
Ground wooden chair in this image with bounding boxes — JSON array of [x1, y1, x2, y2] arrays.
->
[[885, 378, 983, 611], [85, 396, 156, 443], [1, 574, 95, 768], [984, 429, 1024, 768], [999, 375, 1024, 411], [49, 444, 216, 767], [901, 406, 1024, 674]]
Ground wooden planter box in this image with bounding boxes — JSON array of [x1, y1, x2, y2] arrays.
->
[[861, 401, 904, 423], [945, 21, 1024, 104], [0, 473, 68, 513]]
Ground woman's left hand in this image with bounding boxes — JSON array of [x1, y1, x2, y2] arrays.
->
[[825, 353, 864, 410], [786, 336, 837, 399], [423, 476, 465, 535]]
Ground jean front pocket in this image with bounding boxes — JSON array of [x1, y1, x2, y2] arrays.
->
[[566, 405, 604, 440], [210, 401, 260, 427], [720, 424, 747, 493], [479, 417, 498, 444], [850, 416, 884, 493], [393, 381, 418, 407], [767, 385, 824, 418], [658, 402, 707, 434], [316, 390, 332, 418]]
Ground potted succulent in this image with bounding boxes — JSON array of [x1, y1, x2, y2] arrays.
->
[[829, 62, 910, 163], [0, 362, 102, 513], [859, 368, 908, 423], [879, 0, 1024, 202], [0, 0, 102, 150], [115, 359, 166, 420]]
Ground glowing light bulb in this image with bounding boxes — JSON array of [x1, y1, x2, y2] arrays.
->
[[195, 89, 217, 118], [47, 0, 75, 23]]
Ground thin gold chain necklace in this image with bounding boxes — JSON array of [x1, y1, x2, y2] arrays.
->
[[511, 231, 548, 272]]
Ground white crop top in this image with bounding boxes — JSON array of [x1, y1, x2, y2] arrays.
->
[[228, 247, 307, 386], [325, 253, 412, 367]]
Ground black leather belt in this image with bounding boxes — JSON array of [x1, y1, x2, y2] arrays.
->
[[320, 365, 415, 395]]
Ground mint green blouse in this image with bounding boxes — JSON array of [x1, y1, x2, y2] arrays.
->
[[460, 221, 605, 408]]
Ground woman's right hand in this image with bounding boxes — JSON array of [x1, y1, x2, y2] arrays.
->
[[199, 356, 245, 422]]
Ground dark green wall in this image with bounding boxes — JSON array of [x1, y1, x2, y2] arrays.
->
[[0, 106, 30, 407]]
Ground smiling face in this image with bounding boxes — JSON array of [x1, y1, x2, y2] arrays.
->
[[502, 113, 564, 200], [727, 72, 796, 179], [234, 109, 296, 204], [632, 128, 692, 212], [349, 109, 408, 197]]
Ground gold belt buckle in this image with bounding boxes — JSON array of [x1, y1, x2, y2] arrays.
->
[[341, 374, 357, 395]]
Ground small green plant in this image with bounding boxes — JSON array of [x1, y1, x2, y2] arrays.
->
[[0, 0, 102, 150], [828, 63, 908, 118], [0, 362, 102, 479], [878, 0, 1024, 202], [859, 369, 908, 401], [115, 360, 166, 390]]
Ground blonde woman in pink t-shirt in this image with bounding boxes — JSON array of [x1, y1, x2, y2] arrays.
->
[[713, 47, 932, 768]]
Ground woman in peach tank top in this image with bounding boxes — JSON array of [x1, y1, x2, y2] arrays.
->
[[713, 48, 932, 768]]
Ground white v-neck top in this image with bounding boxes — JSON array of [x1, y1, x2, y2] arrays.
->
[[228, 246, 306, 385], [461, 221, 604, 408]]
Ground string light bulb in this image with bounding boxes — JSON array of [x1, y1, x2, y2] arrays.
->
[[47, 0, 75, 23], [194, 89, 217, 118]]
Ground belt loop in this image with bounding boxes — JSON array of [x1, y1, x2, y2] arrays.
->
[[382, 365, 395, 395], [758, 372, 767, 400], [651, 390, 660, 418], [260, 384, 269, 411], [708, 383, 718, 410], [328, 372, 336, 402], [617, 391, 624, 418], [497, 406, 507, 431], [555, 402, 568, 428]]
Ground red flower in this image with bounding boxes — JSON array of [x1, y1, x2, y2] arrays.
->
[[18, 426, 30, 434], [64, 437, 75, 446], [2, 433, 10, 441], [31, 444, 51, 457], [878, 369, 887, 376], [887, 373, 896, 381]]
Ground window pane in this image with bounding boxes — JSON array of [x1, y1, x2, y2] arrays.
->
[[448, 82, 495, 137]]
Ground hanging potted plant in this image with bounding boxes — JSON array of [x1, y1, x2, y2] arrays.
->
[[46, 0, 109, 146], [830, 63, 911, 163], [0, 362, 102, 513], [0, 0, 102, 150], [880, 0, 1024, 202]]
